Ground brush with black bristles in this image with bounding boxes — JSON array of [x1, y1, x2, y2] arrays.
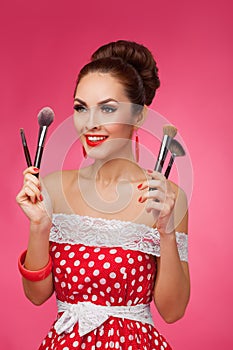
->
[[34, 107, 54, 175], [164, 139, 186, 179], [154, 124, 177, 173]]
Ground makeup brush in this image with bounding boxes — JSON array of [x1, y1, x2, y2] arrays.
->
[[149, 124, 177, 195], [164, 139, 186, 179], [154, 124, 177, 173], [20, 128, 32, 167], [34, 107, 54, 173]]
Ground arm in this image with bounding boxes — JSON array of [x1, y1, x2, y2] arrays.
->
[[153, 188, 190, 323], [138, 171, 190, 322], [16, 167, 54, 305]]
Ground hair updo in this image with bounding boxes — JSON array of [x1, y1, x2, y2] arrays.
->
[[74, 40, 160, 106]]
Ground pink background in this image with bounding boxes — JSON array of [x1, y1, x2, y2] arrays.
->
[[1, 0, 232, 349]]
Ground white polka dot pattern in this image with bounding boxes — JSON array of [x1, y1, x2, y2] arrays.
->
[[39, 229, 172, 349]]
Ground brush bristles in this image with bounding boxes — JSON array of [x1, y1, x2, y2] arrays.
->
[[163, 124, 177, 138], [169, 139, 185, 157], [38, 107, 55, 127]]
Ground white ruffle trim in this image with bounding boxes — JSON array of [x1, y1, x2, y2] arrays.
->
[[50, 213, 188, 262]]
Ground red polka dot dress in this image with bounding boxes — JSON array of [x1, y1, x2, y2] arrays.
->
[[38, 214, 188, 350]]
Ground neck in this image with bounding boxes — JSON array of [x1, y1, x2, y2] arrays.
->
[[90, 158, 142, 185]]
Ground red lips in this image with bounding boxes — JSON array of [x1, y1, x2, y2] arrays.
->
[[85, 134, 109, 147]]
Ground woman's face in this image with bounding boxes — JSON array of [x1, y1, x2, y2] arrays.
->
[[74, 72, 140, 160]]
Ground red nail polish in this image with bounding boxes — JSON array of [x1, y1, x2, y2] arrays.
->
[[40, 194, 43, 201], [137, 183, 143, 189], [138, 196, 143, 203], [147, 169, 153, 173], [33, 167, 39, 171]]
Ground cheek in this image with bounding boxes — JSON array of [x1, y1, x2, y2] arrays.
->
[[107, 124, 134, 138], [73, 116, 85, 136]]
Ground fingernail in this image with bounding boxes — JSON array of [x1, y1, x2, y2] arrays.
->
[[40, 194, 43, 201], [33, 167, 39, 171], [138, 196, 143, 203], [147, 169, 153, 173], [137, 183, 143, 189]]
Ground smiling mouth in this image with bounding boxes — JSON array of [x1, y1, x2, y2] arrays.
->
[[85, 135, 109, 147]]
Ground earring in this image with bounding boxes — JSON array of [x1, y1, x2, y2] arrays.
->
[[82, 146, 87, 159], [135, 130, 139, 163]]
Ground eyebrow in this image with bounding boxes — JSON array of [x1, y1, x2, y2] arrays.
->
[[74, 98, 119, 106]]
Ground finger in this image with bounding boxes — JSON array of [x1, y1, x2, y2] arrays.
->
[[138, 189, 165, 203], [16, 188, 27, 204], [24, 181, 42, 202], [147, 197, 175, 217], [137, 179, 165, 191], [24, 186, 37, 204], [163, 196, 176, 215], [23, 166, 40, 176], [145, 199, 162, 213], [145, 201, 170, 218], [146, 171, 167, 192], [147, 169, 166, 181], [149, 179, 165, 191], [24, 173, 41, 189]]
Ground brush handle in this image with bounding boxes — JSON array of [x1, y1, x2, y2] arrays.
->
[[154, 134, 172, 172], [34, 146, 44, 169], [20, 129, 32, 167], [24, 146, 32, 167], [154, 159, 163, 173], [33, 126, 48, 177], [164, 155, 175, 179], [149, 134, 172, 193]]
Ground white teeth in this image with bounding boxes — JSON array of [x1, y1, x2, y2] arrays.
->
[[87, 136, 107, 141]]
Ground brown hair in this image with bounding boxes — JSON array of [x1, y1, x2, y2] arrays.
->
[[74, 40, 160, 106]]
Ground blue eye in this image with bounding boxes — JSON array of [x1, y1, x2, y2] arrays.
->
[[101, 105, 117, 113], [73, 104, 87, 113]]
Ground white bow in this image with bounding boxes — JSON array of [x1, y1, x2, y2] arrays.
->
[[54, 300, 154, 337], [54, 301, 109, 336]]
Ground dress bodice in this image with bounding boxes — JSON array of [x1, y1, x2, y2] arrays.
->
[[50, 213, 188, 260], [49, 213, 188, 306], [39, 213, 182, 349]]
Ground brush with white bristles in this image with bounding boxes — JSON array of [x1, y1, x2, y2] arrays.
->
[[154, 124, 177, 173], [34, 107, 55, 174], [164, 139, 185, 179]]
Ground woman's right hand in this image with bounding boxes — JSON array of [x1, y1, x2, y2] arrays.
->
[[16, 167, 50, 225]]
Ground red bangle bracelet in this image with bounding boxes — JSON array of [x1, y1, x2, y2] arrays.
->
[[18, 250, 52, 282]]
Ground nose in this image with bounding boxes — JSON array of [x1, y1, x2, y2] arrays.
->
[[85, 106, 101, 131]]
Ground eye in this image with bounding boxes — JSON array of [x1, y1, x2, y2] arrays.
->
[[73, 104, 87, 113], [100, 105, 117, 113]]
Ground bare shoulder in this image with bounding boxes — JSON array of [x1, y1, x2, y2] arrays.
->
[[168, 180, 189, 233], [42, 169, 78, 187], [41, 170, 78, 201]]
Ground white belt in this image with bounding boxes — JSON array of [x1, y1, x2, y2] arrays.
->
[[55, 299, 154, 336]]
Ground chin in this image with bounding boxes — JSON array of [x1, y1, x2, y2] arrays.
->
[[86, 149, 110, 160]]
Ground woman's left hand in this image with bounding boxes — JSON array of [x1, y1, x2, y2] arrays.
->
[[138, 170, 176, 235]]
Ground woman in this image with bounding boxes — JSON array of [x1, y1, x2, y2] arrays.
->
[[16, 40, 190, 349]]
